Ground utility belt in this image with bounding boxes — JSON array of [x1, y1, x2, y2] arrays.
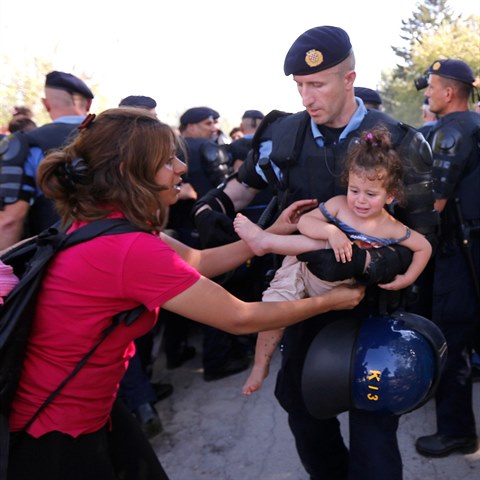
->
[[465, 219, 480, 234], [439, 222, 480, 257], [442, 218, 480, 238]]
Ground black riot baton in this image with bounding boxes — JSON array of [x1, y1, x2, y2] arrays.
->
[[256, 157, 285, 279], [454, 197, 480, 303], [256, 157, 283, 229], [257, 195, 279, 230]]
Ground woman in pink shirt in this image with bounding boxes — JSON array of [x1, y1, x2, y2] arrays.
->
[[7, 108, 365, 480]]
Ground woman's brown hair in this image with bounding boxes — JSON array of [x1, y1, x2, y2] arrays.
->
[[38, 108, 178, 231]]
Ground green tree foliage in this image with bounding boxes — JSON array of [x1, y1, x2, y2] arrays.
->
[[411, 17, 479, 75], [380, 1, 479, 127], [392, 0, 456, 72]]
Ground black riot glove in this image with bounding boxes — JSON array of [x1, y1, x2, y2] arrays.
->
[[192, 189, 238, 248], [297, 244, 413, 286], [362, 245, 412, 285]]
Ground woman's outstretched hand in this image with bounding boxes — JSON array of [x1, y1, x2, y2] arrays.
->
[[268, 199, 318, 235]]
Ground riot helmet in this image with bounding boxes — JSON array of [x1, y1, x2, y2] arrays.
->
[[301, 311, 447, 419]]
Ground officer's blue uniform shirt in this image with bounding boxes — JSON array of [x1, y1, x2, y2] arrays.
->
[[255, 98, 368, 183], [24, 115, 86, 201]]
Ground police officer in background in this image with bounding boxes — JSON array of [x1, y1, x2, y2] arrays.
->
[[210, 108, 232, 146], [168, 106, 231, 248], [160, 107, 223, 376], [0, 71, 94, 249], [167, 106, 252, 381], [193, 26, 438, 480], [419, 97, 438, 138], [415, 59, 480, 457], [353, 86, 383, 111], [229, 110, 265, 171], [227, 109, 274, 224], [178, 107, 232, 208], [115, 94, 173, 438], [119, 94, 158, 115]]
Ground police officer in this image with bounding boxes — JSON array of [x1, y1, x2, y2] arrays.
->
[[193, 26, 438, 480], [227, 109, 274, 224], [419, 97, 438, 137], [228, 110, 265, 170], [116, 94, 173, 438], [119, 95, 158, 115], [353, 86, 383, 111], [415, 58, 480, 457], [168, 107, 251, 382], [225, 108, 276, 310], [178, 106, 232, 201], [0, 71, 94, 249]]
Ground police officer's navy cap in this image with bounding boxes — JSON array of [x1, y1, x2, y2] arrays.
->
[[284, 26, 352, 76], [45, 71, 94, 99], [427, 59, 475, 85], [354, 87, 382, 105], [242, 110, 264, 120], [180, 107, 217, 126], [119, 95, 157, 109]]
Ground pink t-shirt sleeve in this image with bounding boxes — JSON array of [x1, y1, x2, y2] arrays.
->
[[121, 233, 201, 310]]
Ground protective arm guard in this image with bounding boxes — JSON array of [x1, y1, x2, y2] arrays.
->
[[431, 124, 469, 199], [192, 187, 235, 218], [192, 113, 288, 248], [237, 110, 292, 191], [199, 142, 232, 188], [430, 114, 480, 222], [237, 149, 269, 190], [192, 188, 238, 248], [394, 129, 439, 240], [0, 133, 35, 209]]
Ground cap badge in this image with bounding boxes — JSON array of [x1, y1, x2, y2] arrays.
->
[[432, 61, 442, 71], [305, 49, 323, 68]]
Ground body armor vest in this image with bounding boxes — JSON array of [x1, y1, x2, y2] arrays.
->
[[428, 111, 480, 224], [0, 121, 81, 235], [183, 138, 232, 198]]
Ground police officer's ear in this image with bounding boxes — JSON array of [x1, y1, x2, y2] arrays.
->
[[41, 97, 51, 113], [441, 84, 453, 102], [345, 70, 356, 89]]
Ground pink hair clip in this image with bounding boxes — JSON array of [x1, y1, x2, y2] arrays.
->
[[364, 132, 378, 146]]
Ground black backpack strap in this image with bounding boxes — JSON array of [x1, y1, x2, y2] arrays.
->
[[21, 304, 146, 432], [60, 218, 150, 249], [0, 414, 9, 479]]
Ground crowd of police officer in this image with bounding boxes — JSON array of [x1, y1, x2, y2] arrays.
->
[[0, 24, 479, 480], [189, 27, 480, 480]]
